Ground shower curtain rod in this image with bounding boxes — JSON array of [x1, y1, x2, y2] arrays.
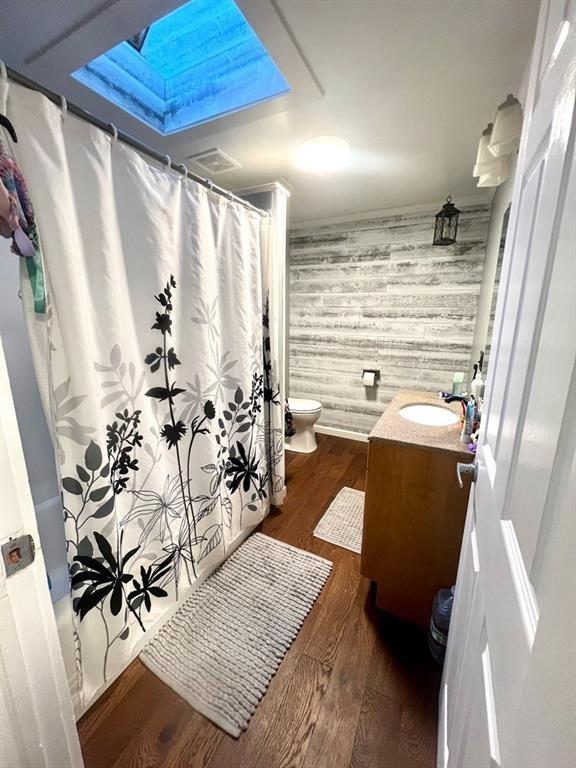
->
[[4, 65, 266, 217]]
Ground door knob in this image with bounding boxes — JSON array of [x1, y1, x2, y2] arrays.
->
[[456, 459, 478, 488]]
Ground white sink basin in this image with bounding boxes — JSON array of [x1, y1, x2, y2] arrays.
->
[[399, 403, 459, 427]]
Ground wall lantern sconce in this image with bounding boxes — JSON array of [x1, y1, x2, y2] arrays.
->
[[433, 196, 460, 246], [471, 94, 523, 189], [488, 94, 523, 157], [473, 122, 511, 187]]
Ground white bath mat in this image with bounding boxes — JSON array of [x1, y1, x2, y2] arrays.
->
[[313, 486, 365, 554], [140, 533, 332, 737]]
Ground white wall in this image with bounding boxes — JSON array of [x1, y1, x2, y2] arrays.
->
[[288, 204, 490, 433], [0, 240, 68, 601], [470, 153, 518, 373]]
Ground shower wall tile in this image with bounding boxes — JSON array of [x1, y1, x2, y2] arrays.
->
[[288, 205, 490, 433]]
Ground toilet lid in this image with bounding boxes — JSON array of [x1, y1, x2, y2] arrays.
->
[[288, 397, 322, 413]]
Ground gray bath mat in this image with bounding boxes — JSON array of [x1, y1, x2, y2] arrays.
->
[[140, 532, 332, 737], [313, 487, 365, 553]]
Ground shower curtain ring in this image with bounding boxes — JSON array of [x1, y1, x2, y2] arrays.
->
[[206, 178, 214, 191], [108, 123, 118, 146], [58, 95, 67, 120], [178, 163, 187, 179], [163, 154, 172, 171], [0, 61, 7, 83]]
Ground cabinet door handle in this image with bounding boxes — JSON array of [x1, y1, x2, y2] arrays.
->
[[456, 460, 478, 488]]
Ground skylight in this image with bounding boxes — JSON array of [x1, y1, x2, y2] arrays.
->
[[72, 0, 291, 135]]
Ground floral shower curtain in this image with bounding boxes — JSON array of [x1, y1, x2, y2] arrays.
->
[[7, 82, 285, 706]]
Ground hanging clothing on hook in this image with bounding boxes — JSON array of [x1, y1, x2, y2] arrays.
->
[[0, 130, 46, 313], [0, 113, 18, 143]]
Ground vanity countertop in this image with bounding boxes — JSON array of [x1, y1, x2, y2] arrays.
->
[[368, 389, 473, 459]]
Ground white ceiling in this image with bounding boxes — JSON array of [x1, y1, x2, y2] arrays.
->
[[0, 0, 539, 222]]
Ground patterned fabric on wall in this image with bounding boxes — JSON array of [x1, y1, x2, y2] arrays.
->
[[8, 82, 284, 707], [289, 207, 490, 433]]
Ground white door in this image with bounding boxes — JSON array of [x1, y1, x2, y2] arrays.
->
[[440, 1, 576, 767], [0, 337, 83, 768]]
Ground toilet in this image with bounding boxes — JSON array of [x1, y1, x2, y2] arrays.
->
[[286, 397, 322, 453]]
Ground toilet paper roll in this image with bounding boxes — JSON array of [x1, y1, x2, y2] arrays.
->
[[362, 371, 376, 387]]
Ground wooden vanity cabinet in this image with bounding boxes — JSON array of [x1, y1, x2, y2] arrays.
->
[[360, 391, 474, 629]]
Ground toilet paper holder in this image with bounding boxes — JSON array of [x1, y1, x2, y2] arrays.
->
[[362, 369, 380, 382]]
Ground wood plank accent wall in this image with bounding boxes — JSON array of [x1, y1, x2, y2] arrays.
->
[[288, 206, 491, 434]]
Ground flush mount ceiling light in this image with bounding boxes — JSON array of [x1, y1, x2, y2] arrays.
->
[[294, 136, 350, 172]]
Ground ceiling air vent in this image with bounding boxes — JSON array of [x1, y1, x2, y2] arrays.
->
[[187, 148, 241, 174]]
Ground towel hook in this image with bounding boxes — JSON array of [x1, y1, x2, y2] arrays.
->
[[58, 95, 67, 121], [108, 123, 118, 146]]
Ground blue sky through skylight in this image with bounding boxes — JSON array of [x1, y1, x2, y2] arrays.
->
[[73, 0, 291, 135]]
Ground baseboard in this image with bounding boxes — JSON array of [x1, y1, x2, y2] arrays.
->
[[69, 669, 82, 718], [315, 425, 368, 443]]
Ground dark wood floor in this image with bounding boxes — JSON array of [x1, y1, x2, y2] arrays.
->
[[79, 434, 441, 768]]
